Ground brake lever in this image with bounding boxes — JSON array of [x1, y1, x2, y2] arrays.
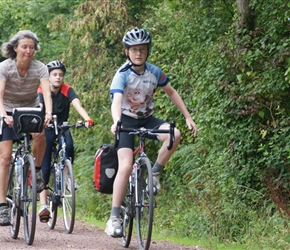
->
[[114, 120, 122, 148], [0, 115, 4, 136], [167, 121, 175, 150], [53, 115, 58, 136]]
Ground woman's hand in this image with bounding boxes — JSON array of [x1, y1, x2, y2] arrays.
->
[[4, 116, 13, 128], [44, 113, 52, 127]]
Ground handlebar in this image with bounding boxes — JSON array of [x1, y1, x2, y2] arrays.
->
[[0, 115, 5, 136], [49, 115, 88, 135], [52, 115, 58, 135], [114, 120, 175, 150]]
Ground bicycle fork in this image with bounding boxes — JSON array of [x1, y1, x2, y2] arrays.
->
[[51, 162, 62, 206]]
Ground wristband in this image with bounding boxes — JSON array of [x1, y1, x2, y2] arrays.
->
[[46, 112, 52, 115]]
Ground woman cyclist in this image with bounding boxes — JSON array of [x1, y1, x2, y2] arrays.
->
[[0, 30, 52, 226]]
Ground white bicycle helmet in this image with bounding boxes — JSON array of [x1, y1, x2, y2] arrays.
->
[[122, 28, 151, 48]]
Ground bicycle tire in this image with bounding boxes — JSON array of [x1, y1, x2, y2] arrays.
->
[[23, 154, 37, 245], [121, 183, 134, 248], [47, 164, 58, 230], [8, 157, 21, 239], [135, 157, 154, 250], [62, 159, 75, 234]]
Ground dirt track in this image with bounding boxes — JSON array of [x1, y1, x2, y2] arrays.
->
[[0, 217, 208, 250]]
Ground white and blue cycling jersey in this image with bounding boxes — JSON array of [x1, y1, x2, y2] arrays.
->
[[110, 62, 169, 119]]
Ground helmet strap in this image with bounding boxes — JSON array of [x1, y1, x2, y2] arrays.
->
[[119, 55, 146, 73]]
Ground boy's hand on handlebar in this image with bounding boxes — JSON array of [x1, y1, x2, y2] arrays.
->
[[85, 119, 94, 128], [111, 123, 116, 134], [186, 118, 198, 137]]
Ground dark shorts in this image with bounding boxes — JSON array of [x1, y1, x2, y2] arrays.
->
[[118, 114, 167, 150], [0, 108, 40, 142], [0, 121, 22, 142]]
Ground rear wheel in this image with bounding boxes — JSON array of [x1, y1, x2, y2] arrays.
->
[[121, 182, 134, 248], [62, 159, 75, 234], [23, 154, 37, 245], [135, 157, 154, 250], [8, 156, 20, 239]]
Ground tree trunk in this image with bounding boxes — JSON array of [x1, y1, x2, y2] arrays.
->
[[236, 0, 255, 42]]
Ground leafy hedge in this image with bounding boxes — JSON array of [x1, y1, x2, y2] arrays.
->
[[1, 0, 289, 248], [70, 0, 290, 248]]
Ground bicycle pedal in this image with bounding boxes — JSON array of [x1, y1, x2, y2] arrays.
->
[[39, 215, 50, 223], [40, 218, 49, 223]]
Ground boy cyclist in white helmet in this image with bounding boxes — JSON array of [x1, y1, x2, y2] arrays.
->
[[37, 61, 93, 222], [106, 28, 197, 237]]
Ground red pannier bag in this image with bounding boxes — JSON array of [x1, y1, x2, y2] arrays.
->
[[93, 144, 118, 194]]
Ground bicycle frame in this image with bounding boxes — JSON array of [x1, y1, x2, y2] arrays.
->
[[50, 129, 70, 206], [2, 116, 38, 246], [46, 116, 85, 234], [115, 120, 175, 250], [14, 134, 33, 204]]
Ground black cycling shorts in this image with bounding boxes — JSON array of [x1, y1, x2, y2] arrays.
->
[[118, 114, 167, 150]]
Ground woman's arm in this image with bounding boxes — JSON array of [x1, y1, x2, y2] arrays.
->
[[0, 80, 6, 116], [0, 80, 13, 127], [40, 79, 52, 126]]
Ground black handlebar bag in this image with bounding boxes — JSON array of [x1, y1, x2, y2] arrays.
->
[[12, 107, 45, 133]]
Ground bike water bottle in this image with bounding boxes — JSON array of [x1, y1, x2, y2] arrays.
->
[[16, 157, 22, 183], [55, 163, 60, 183], [131, 163, 137, 185]]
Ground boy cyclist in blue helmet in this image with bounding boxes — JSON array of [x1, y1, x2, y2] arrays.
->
[[106, 28, 197, 237]]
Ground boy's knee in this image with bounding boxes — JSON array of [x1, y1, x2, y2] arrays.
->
[[174, 128, 181, 142]]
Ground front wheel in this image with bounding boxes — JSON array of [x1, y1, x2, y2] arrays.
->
[[46, 189, 57, 230], [23, 154, 37, 245], [8, 157, 20, 239], [135, 157, 154, 250], [62, 159, 75, 234], [47, 164, 58, 230], [121, 182, 134, 248]]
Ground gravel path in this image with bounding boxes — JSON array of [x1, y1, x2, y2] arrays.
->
[[0, 217, 208, 249]]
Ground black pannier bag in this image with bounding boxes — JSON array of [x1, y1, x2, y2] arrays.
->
[[93, 144, 118, 194]]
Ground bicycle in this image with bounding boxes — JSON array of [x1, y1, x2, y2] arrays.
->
[[46, 115, 88, 234], [114, 120, 175, 250], [3, 107, 43, 246]]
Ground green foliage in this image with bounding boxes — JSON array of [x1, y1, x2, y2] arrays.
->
[[0, 0, 81, 62], [141, 0, 290, 248], [0, 0, 290, 248], [58, 0, 290, 248]]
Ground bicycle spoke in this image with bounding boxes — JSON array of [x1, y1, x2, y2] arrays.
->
[[121, 183, 134, 247], [62, 159, 75, 234], [136, 157, 154, 250], [47, 165, 58, 229], [8, 157, 20, 239], [23, 154, 37, 245]]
